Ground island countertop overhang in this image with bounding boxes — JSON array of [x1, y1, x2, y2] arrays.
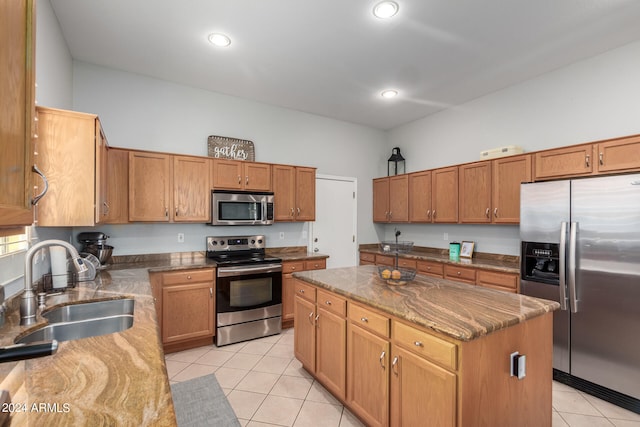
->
[[292, 265, 559, 341]]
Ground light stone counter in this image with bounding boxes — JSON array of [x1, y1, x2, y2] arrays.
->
[[293, 265, 559, 341]]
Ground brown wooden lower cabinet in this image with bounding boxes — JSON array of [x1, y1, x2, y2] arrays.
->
[[477, 269, 519, 293], [294, 280, 553, 427], [149, 268, 215, 353], [444, 264, 477, 284], [282, 258, 327, 328]]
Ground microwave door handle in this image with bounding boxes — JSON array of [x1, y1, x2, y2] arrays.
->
[[558, 222, 568, 310], [262, 199, 267, 221]]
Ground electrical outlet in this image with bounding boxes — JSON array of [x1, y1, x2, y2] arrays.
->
[[443, 232, 449, 241], [279, 232, 285, 240], [177, 233, 185, 243]]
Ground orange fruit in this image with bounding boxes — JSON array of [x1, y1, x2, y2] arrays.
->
[[381, 269, 391, 279], [391, 270, 402, 280]]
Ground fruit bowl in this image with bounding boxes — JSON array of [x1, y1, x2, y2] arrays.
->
[[380, 241, 414, 254], [377, 266, 417, 286]]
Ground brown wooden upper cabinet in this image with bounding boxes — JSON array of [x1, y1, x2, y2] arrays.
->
[[373, 175, 408, 223], [129, 151, 210, 222], [408, 170, 432, 222], [595, 135, 640, 174], [459, 154, 532, 224], [534, 143, 595, 180], [273, 165, 316, 221], [0, 0, 35, 227], [431, 166, 458, 223], [34, 107, 108, 227], [211, 159, 272, 191], [104, 147, 129, 224]]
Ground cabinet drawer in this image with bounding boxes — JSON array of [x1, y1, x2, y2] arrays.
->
[[393, 321, 458, 370], [397, 258, 417, 269], [305, 259, 326, 270], [359, 252, 376, 263], [349, 303, 390, 338], [161, 268, 214, 285], [477, 270, 518, 291], [317, 289, 346, 317], [416, 260, 444, 277], [294, 280, 317, 303], [283, 261, 305, 274], [375, 254, 395, 267], [444, 265, 476, 284]]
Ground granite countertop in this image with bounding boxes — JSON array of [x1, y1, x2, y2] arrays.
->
[[0, 268, 176, 426], [293, 265, 559, 342], [360, 245, 520, 274]]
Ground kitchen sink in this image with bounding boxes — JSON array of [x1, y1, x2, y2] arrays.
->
[[42, 298, 135, 323], [15, 314, 134, 344]]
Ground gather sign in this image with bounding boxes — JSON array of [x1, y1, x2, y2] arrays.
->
[[207, 135, 255, 161]]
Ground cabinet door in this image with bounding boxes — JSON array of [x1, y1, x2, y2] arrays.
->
[[416, 260, 444, 278], [295, 167, 316, 221], [212, 159, 243, 190], [281, 272, 298, 322], [173, 155, 210, 222], [244, 162, 272, 191], [492, 154, 531, 224], [476, 270, 519, 293], [409, 171, 432, 223], [273, 164, 296, 221], [388, 175, 409, 222], [534, 144, 594, 180], [0, 0, 34, 227], [459, 162, 492, 223], [444, 265, 476, 284], [347, 324, 390, 427], [391, 346, 456, 427], [596, 136, 640, 173], [373, 177, 390, 222], [104, 148, 129, 224], [35, 108, 96, 226], [316, 307, 347, 401], [432, 167, 458, 223], [129, 151, 171, 221], [162, 282, 214, 343], [95, 120, 108, 224], [294, 296, 316, 372]]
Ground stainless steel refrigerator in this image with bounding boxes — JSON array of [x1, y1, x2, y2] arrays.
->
[[520, 173, 640, 412]]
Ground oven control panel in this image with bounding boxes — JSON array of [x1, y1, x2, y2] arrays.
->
[[207, 235, 265, 252]]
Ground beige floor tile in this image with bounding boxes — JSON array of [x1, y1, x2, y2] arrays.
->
[[165, 346, 211, 363], [558, 412, 614, 427], [252, 355, 292, 375], [554, 380, 581, 393], [306, 381, 341, 405], [581, 394, 640, 421], [610, 420, 640, 427], [340, 408, 366, 427], [553, 411, 570, 427], [238, 341, 275, 356], [235, 371, 280, 394], [278, 333, 295, 346], [223, 352, 263, 370], [553, 390, 602, 416], [283, 358, 313, 378], [171, 363, 218, 382], [266, 342, 295, 359], [246, 421, 281, 427], [237, 419, 249, 427], [215, 341, 248, 352], [252, 333, 282, 344], [294, 400, 342, 427], [194, 349, 235, 366], [252, 395, 304, 426], [164, 359, 189, 379], [214, 366, 250, 389], [270, 375, 314, 399], [227, 389, 267, 420]]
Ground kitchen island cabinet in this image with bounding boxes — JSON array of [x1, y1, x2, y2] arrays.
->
[[292, 266, 558, 427]]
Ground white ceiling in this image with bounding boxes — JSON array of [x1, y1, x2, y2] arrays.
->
[[50, 0, 640, 130]]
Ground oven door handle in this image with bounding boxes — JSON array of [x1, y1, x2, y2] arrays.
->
[[217, 263, 283, 277]]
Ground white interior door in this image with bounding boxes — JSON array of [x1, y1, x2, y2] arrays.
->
[[311, 175, 357, 269]]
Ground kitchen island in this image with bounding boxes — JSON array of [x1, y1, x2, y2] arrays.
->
[[292, 265, 559, 427]]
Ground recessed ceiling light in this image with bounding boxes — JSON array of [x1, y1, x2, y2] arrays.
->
[[381, 89, 398, 99], [373, 1, 399, 19], [208, 33, 231, 47]]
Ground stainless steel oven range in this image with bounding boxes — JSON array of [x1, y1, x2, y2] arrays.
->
[[207, 235, 282, 346]]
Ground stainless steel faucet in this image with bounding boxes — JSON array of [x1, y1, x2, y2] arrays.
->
[[20, 240, 87, 326]]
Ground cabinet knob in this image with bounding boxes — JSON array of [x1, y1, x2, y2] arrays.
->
[[299, 289, 305, 293], [187, 275, 192, 279], [414, 341, 423, 347], [361, 317, 368, 323], [325, 300, 332, 305], [291, 266, 296, 271], [457, 271, 461, 275], [427, 267, 431, 271]]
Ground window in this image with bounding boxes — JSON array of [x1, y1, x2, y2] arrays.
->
[[0, 228, 28, 257]]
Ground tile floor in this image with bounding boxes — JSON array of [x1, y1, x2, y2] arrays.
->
[[165, 328, 640, 427]]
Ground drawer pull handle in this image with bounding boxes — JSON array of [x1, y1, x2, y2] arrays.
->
[[361, 317, 368, 323], [392, 356, 399, 376], [414, 341, 423, 347], [299, 289, 305, 294], [308, 312, 314, 325], [379, 351, 386, 369], [457, 271, 461, 275], [187, 275, 192, 280], [291, 266, 296, 270], [325, 301, 332, 305]]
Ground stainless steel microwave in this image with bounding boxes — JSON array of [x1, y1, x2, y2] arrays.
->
[[210, 190, 274, 225]]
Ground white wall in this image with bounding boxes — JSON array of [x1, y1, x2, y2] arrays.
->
[[70, 62, 386, 255], [385, 39, 640, 255]]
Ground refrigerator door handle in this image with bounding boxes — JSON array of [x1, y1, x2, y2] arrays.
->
[[568, 221, 579, 313], [558, 222, 569, 310]]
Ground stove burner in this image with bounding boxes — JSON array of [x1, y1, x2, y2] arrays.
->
[[206, 235, 281, 266]]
